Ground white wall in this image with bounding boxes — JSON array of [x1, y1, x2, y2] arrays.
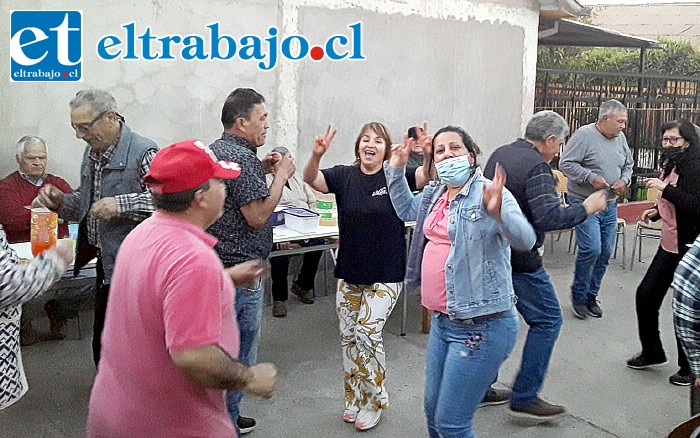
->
[[1, 0, 539, 187]]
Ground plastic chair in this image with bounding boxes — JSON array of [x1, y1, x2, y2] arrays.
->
[[629, 187, 661, 271]]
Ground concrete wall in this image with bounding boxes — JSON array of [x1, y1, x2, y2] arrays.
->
[[1, 0, 540, 187]]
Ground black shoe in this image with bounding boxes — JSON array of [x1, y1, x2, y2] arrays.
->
[[508, 398, 567, 421], [670, 371, 693, 386], [587, 299, 603, 318], [479, 387, 511, 407], [626, 352, 668, 370], [290, 283, 314, 304], [237, 416, 256, 434], [572, 301, 588, 319]]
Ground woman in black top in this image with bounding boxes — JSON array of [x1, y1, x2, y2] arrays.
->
[[303, 123, 406, 431], [627, 120, 700, 386]]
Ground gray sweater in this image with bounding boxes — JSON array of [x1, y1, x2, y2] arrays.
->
[[560, 123, 634, 200]]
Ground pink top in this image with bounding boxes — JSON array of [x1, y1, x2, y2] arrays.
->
[[88, 212, 239, 438], [421, 192, 450, 314], [659, 170, 679, 254]]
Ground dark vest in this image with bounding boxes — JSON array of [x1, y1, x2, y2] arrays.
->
[[484, 139, 546, 273], [74, 124, 158, 281]]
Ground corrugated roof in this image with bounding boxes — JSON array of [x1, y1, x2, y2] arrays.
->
[[592, 3, 700, 47], [539, 18, 665, 48]]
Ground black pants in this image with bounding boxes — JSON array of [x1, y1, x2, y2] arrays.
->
[[92, 258, 109, 367], [636, 246, 690, 374], [270, 245, 323, 302]]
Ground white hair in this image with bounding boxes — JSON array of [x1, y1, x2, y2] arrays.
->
[[598, 99, 627, 120], [15, 135, 47, 159]]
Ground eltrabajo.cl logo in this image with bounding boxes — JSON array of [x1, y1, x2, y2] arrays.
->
[[10, 10, 82, 82]]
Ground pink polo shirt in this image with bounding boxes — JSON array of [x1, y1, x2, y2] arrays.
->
[[88, 211, 239, 438], [421, 192, 450, 314]]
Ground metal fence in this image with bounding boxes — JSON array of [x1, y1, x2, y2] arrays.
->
[[535, 68, 700, 200]]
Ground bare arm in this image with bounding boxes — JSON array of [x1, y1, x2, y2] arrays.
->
[[240, 155, 295, 229], [171, 344, 253, 390], [303, 124, 336, 194]]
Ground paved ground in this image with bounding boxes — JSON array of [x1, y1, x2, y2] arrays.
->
[[0, 225, 691, 437]]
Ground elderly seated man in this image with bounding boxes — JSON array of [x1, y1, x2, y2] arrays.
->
[[0, 135, 92, 345]]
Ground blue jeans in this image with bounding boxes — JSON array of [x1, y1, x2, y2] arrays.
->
[[570, 198, 617, 303], [510, 268, 563, 407], [425, 309, 518, 438], [226, 282, 264, 432]]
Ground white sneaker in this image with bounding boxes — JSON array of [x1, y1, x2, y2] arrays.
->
[[355, 408, 382, 431], [343, 408, 358, 423]]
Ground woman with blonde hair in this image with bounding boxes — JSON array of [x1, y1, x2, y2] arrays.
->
[[303, 122, 410, 431]]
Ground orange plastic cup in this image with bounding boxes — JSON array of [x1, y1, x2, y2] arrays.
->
[[31, 209, 58, 256]]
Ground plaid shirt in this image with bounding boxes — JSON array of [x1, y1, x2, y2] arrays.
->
[[84, 139, 156, 247], [673, 235, 700, 377]]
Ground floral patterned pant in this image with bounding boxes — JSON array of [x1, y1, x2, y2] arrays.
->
[[336, 280, 401, 413]]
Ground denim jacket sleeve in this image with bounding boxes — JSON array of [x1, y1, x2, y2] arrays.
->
[[498, 187, 536, 252], [384, 161, 421, 222]]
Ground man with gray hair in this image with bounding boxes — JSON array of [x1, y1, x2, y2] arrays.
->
[[0, 135, 77, 344], [560, 99, 634, 320], [35, 89, 158, 366], [484, 110, 607, 421]]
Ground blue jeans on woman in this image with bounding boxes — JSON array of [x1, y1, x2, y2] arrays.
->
[[569, 198, 618, 304], [226, 282, 264, 433], [425, 309, 518, 438], [510, 267, 563, 407]]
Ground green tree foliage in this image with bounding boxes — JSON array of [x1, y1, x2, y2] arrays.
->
[[538, 38, 700, 77]]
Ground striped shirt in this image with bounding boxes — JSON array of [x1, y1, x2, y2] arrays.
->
[[0, 227, 67, 409], [673, 235, 700, 378]]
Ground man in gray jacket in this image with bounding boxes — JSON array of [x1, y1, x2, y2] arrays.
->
[[560, 99, 634, 319], [36, 89, 158, 366]]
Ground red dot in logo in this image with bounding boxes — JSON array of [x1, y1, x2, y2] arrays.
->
[[62, 72, 68, 77], [310, 46, 324, 61]]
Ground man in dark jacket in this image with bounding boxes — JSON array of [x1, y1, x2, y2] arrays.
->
[[483, 111, 607, 421], [35, 89, 158, 366]]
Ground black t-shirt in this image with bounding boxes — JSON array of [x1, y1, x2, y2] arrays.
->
[[321, 165, 407, 284]]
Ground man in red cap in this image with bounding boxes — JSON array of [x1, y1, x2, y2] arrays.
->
[[87, 139, 277, 438]]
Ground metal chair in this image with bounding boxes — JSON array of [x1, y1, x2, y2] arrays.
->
[[629, 187, 661, 271], [546, 170, 574, 253], [629, 220, 662, 270]]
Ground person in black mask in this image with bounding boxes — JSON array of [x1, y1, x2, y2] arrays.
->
[[627, 119, 700, 386]]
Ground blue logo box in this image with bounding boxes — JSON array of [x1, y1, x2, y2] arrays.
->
[[10, 10, 82, 82]]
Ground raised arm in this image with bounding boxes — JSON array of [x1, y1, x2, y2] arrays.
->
[[482, 164, 536, 251], [303, 124, 336, 194], [240, 155, 296, 229], [384, 136, 423, 221]]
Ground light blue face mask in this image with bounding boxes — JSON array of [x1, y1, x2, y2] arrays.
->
[[435, 154, 474, 187]]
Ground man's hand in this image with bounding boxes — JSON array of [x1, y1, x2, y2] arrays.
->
[[591, 176, 610, 191], [273, 155, 296, 181], [645, 177, 668, 192], [53, 239, 74, 267], [90, 197, 119, 220], [610, 179, 627, 196], [483, 163, 506, 222], [582, 190, 607, 215], [262, 152, 282, 174], [312, 124, 337, 158], [35, 184, 65, 210], [244, 362, 277, 398], [389, 134, 411, 168], [225, 260, 264, 286], [641, 208, 659, 222]]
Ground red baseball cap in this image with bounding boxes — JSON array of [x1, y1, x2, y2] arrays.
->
[[144, 139, 241, 194]]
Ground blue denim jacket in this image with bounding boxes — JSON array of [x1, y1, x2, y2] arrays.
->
[[384, 162, 536, 320]]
